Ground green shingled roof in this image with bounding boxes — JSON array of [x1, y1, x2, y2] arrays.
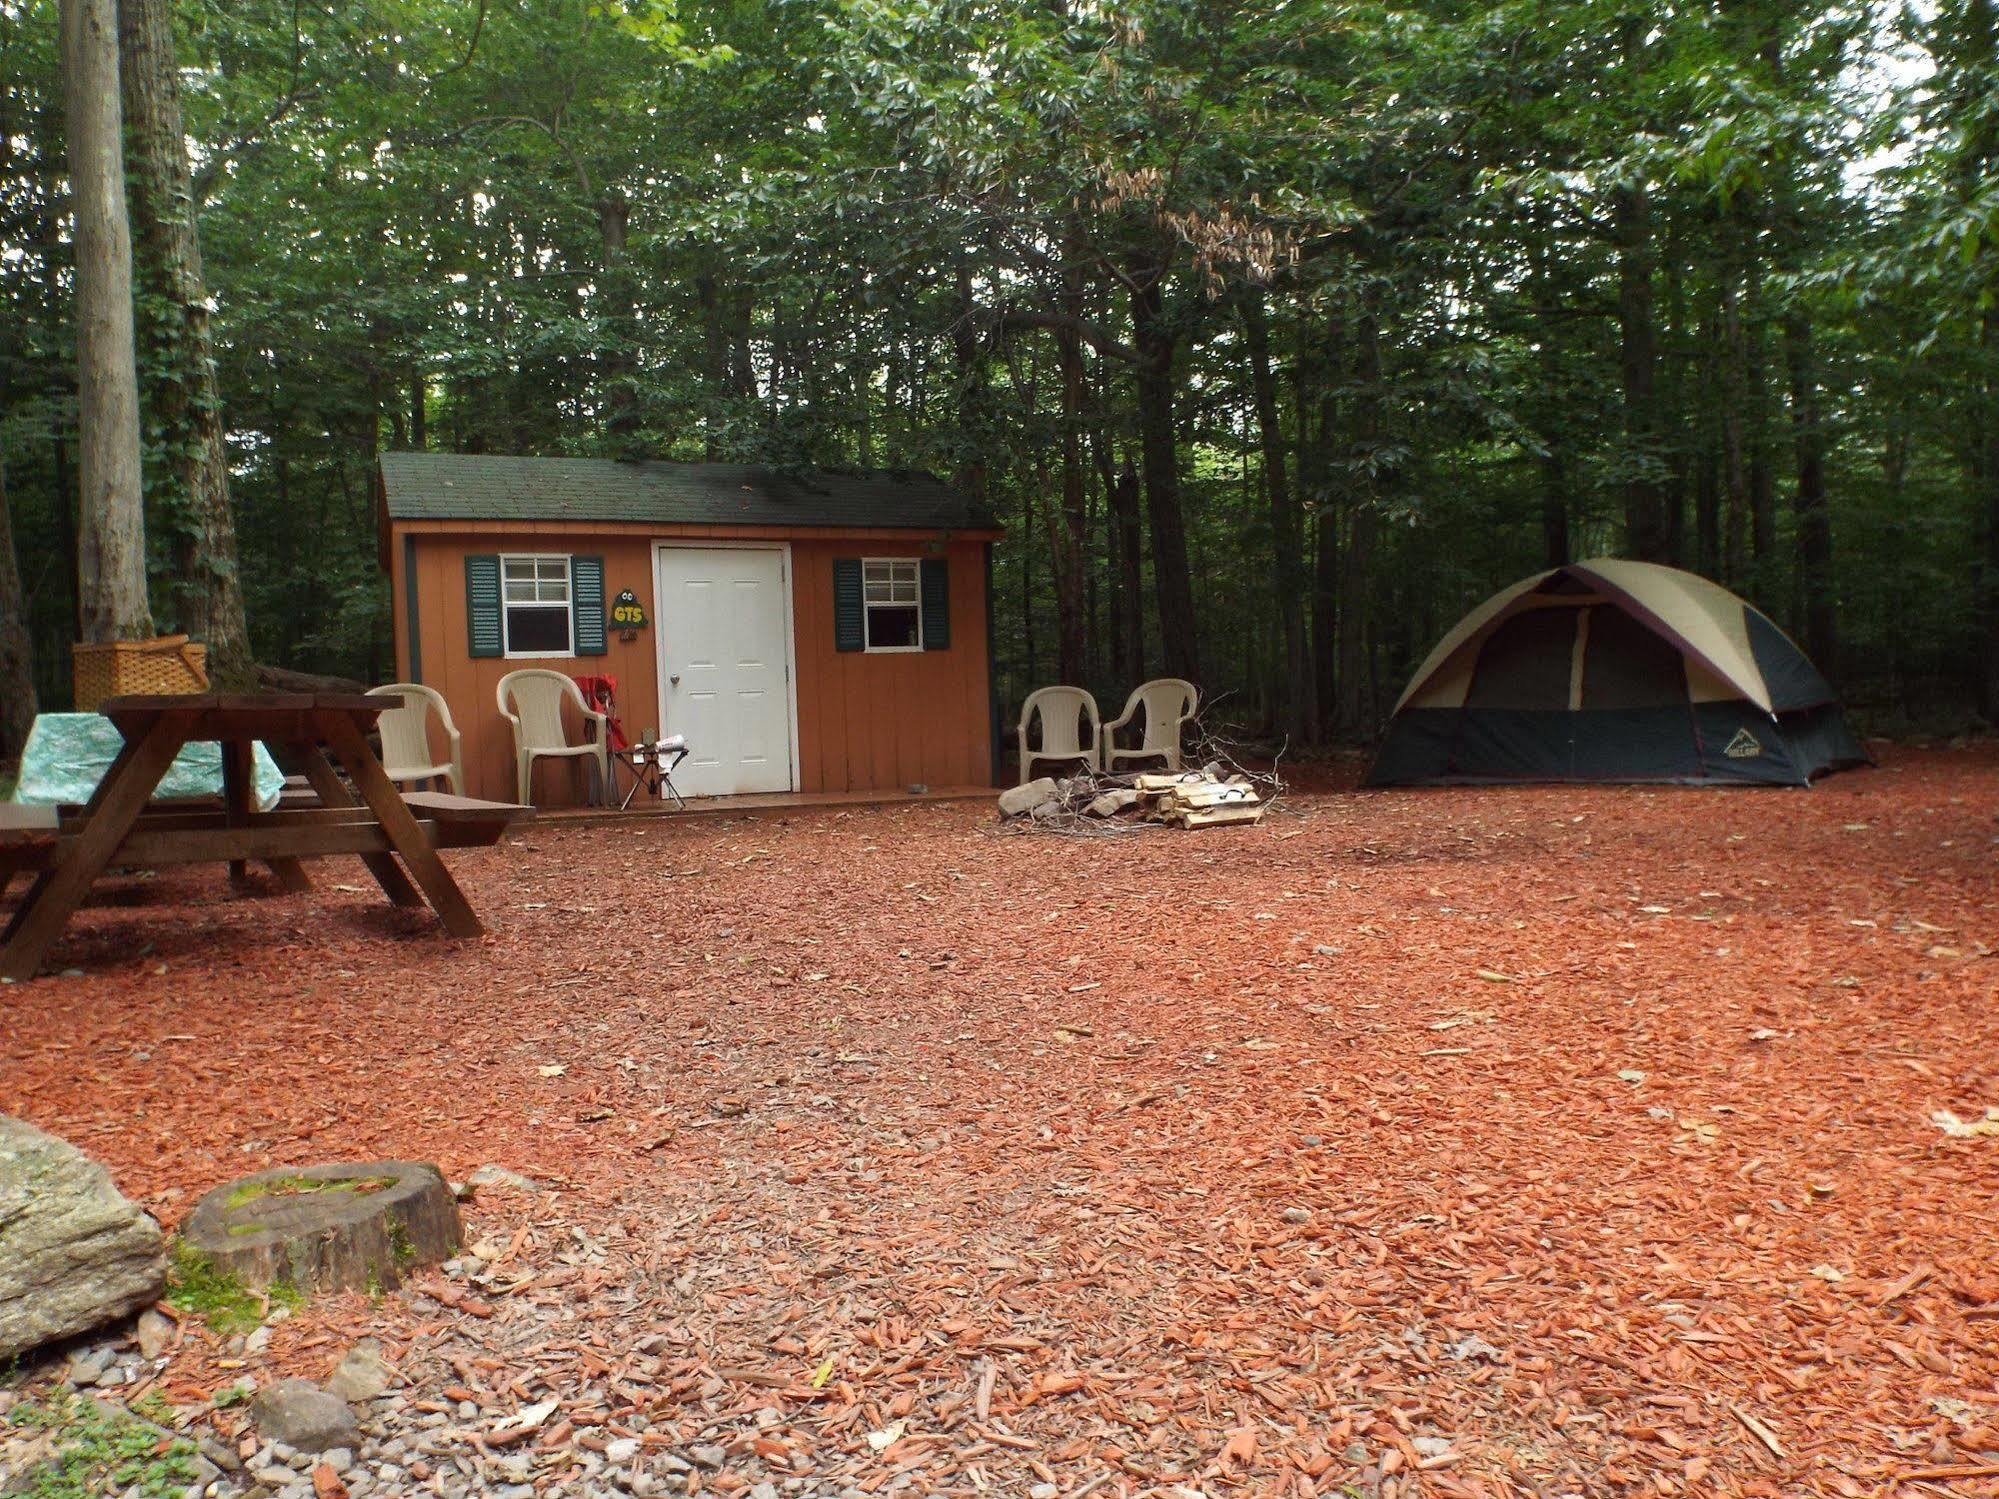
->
[[379, 452, 997, 532]]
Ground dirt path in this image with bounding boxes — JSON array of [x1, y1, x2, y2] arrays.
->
[[3, 746, 1995, 1497]]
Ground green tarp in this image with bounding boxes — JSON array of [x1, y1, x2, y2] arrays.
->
[[10, 713, 284, 811]]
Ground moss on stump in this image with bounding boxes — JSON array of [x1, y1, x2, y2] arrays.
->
[[179, 1162, 460, 1294]]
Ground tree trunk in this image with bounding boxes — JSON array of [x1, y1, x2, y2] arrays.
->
[[1745, 255, 1777, 595], [1615, 179, 1670, 562], [1784, 309, 1835, 670], [1297, 317, 1340, 737], [410, 371, 427, 450], [1719, 265, 1748, 582], [597, 188, 640, 443], [1046, 274, 1089, 683], [1130, 264, 1199, 684], [1243, 290, 1311, 741], [1528, 221, 1570, 566], [1954, 0, 1999, 718], [1981, 302, 1999, 721], [61, 0, 152, 642], [120, 0, 251, 681], [951, 269, 989, 510], [0, 461, 37, 762], [1338, 309, 1385, 738], [1109, 456, 1144, 683]]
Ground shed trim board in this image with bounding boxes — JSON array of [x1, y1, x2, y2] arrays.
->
[[651, 540, 802, 797]]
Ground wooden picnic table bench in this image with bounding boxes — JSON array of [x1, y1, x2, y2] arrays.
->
[[0, 693, 527, 982]]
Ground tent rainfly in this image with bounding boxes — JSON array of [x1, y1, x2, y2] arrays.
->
[[1366, 558, 1866, 787]]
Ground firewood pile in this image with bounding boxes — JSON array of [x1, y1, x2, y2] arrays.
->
[[996, 763, 1273, 834]]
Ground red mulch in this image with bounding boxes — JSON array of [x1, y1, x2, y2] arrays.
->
[[4, 744, 1997, 1497]]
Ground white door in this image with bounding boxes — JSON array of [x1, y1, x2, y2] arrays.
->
[[654, 547, 795, 796]]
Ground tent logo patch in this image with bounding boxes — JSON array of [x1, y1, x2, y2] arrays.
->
[[1724, 728, 1764, 759]]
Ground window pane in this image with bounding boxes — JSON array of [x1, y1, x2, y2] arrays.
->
[[503, 558, 534, 582], [504, 580, 534, 602], [866, 604, 919, 649], [506, 604, 570, 653], [864, 561, 889, 582], [865, 581, 890, 602]]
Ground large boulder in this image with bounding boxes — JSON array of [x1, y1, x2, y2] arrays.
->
[[0, 1115, 166, 1361]]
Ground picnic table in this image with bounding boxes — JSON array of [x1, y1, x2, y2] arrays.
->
[[0, 693, 527, 982]]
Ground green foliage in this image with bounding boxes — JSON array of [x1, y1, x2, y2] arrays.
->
[[5, 1388, 204, 1499], [1, 0, 1994, 727]]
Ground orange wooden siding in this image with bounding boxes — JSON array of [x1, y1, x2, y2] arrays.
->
[[390, 522, 994, 803]]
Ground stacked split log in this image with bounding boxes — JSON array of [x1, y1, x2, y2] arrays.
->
[[1131, 771, 1267, 828]]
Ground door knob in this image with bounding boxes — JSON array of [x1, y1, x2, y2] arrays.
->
[[670, 674, 681, 685]]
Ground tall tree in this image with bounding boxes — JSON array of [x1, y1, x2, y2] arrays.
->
[[119, 0, 252, 678], [1243, 288, 1311, 741], [60, 0, 152, 641], [1130, 258, 1199, 683], [0, 462, 36, 759]]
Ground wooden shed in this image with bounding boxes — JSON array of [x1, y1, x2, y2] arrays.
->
[[377, 453, 1002, 804]]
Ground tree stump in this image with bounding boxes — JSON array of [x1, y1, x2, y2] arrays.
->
[[180, 1162, 460, 1293]]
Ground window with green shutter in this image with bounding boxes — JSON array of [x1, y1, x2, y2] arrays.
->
[[465, 555, 503, 658], [571, 555, 607, 656], [920, 557, 950, 650], [833, 558, 864, 652]]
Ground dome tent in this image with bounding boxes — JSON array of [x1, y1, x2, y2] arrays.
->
[[1365, 559, 1866, 787]]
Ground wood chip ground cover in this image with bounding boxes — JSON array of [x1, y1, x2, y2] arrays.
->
[[3, 745, 1996, 1498]]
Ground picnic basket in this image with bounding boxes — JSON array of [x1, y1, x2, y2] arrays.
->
[[71, 634, 210, 711]]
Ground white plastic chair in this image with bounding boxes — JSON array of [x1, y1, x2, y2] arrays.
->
[[1016, 687, 1101, 784], [366, 683, 465, 796], [1102, 678, 1199, 773], [496, 669, 609, 807]]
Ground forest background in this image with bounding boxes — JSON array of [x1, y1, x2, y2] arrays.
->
[[2, 0, 1995, 752]]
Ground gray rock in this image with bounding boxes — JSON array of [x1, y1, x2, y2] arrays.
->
[[0, 1116, 167, 1361], [200, 1436, 245, 1474], [689, 1445, 727, 1470], [63, 1345, 114, 1386], [996, 778, 1059, 818], [136, 1307, 174, 1360], [1084, 788, 1139, 817], [605, 1438, 641, 1463], [249, 1379, 361, 1454], [326, 1338, 393, 1403]]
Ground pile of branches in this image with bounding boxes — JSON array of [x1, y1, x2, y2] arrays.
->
[[996, 729, 1287, 838]]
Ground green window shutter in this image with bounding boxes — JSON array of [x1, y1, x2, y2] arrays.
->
[[920, 557, 950, 650], [833, 558, 864, 652], [465, 554, 502, 658], [572, 555, 607, 655]]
